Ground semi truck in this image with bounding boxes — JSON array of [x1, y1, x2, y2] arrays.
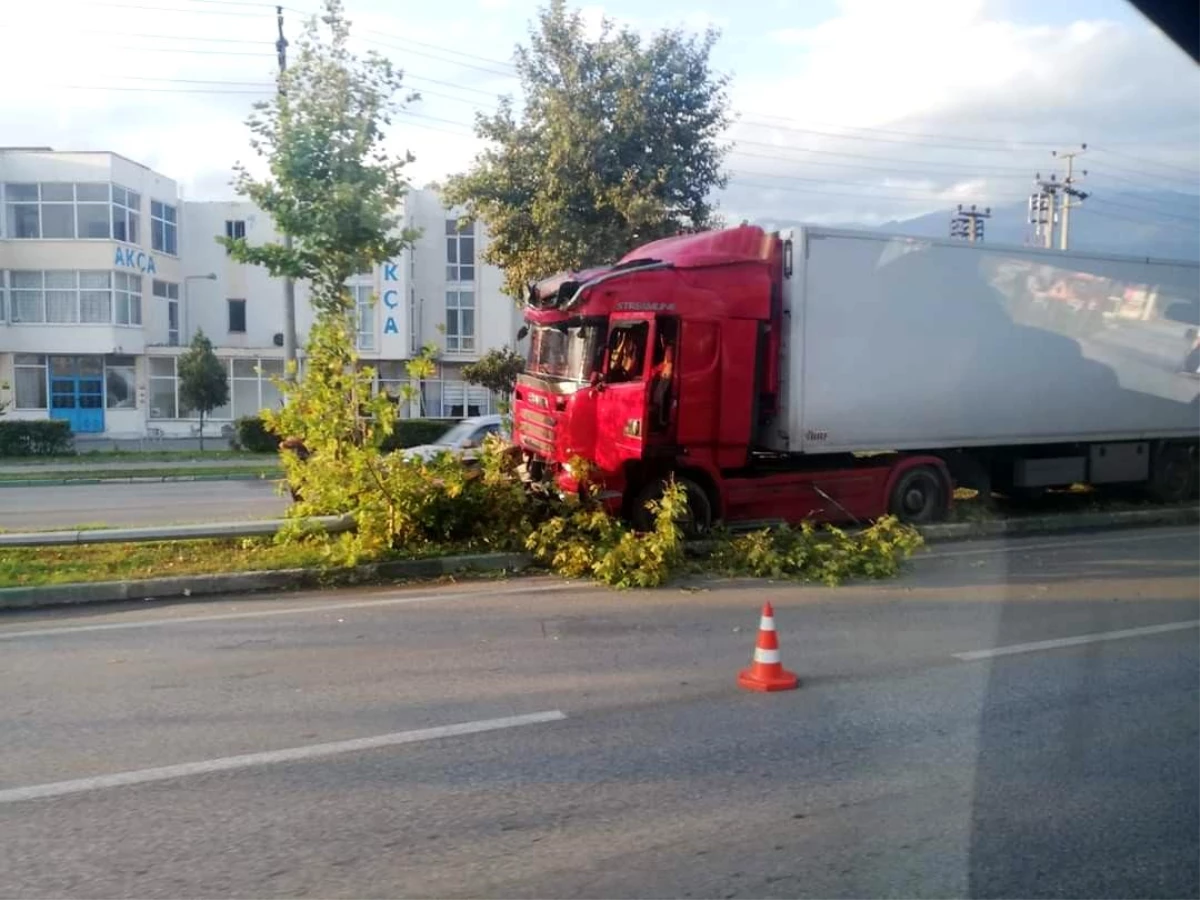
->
[[512, 224, 1200, 533]]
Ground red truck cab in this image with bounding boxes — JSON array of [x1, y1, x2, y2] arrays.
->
[[512, 225, 951, 532]]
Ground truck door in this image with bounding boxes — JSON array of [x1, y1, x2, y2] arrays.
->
[[593, 316, 654, 473]]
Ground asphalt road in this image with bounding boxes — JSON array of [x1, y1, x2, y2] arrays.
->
[[0, 480, 289, 530], [0, 525, 1196, 899]]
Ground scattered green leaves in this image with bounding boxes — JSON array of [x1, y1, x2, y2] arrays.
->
[[709, 516, 925, 586]]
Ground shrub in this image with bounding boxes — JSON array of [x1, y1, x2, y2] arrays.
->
[[526, 479, 687, 588], [233, 415, 283, 453], [710, 515, 924, 586], [0, 420, 74, 457]]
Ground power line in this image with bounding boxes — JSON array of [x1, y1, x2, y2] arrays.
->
[[89, 1, 270, 15], [80, 30, 274, 44], [735, 118, 1061, 154], [1093, 146, 1200, 178]]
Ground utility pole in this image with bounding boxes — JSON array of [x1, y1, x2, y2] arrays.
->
[[1032, 173, 1061, 249], [950, 204, 990, 242], [1053, 144, 1088, 251], [276, 5, 298, 380]]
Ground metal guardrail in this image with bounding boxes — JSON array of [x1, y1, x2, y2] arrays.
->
[[0, 515, 355, 548]]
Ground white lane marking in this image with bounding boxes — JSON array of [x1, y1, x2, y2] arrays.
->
[[0, 710, 567, 805], [953, 619, 1200, 662], [921, 528, 1198, 560], [0, 582, 580, 640]]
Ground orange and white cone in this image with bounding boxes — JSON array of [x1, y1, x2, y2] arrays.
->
[[738, 602, 799, 692]]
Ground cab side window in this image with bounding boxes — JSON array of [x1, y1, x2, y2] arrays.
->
[[606, 322, 649, 383]]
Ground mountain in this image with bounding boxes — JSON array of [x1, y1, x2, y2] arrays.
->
[[876, 190, 1200, 261], [760, 190, 1200, 261]]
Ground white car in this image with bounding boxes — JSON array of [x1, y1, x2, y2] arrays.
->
[[404, 415, 510, 463]]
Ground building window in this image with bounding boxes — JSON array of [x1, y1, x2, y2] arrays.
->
[[154, 280, 180, 345], [149, 356, 281, 420], [80, 272, 113, 324], [77, 184, 112, 239], [7, 270, 137, 325], [1, 182, 113, 240], [445, 290, 475, 353], [148, 357, 177, 419], [11, 271, 45, 322], [41, 183, 75, 238], [228, 298, 247, 333], [351, 285, 375, 351], [151, 200, 178, 255], [105, 356, 137, 409], [446, 218, 475, 282], [4, 183, 40, 238], [112, 185, 141, 245], [14, 354, 48, 410], [225, 219, 246, 240], [114, 272, 142, 325]]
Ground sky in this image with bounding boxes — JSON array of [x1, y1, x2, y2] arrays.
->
[[2, 0, 1197, 232]]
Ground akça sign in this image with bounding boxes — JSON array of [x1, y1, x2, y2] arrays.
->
[[113, 247, 157, 275]]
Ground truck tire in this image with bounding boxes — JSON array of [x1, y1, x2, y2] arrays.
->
[[888, 465, 948, 524], [630, 476, 713, 538], [1147, 443, 1198, 504]]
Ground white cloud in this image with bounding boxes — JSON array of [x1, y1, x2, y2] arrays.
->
[[719, 0, 1199, 226], [0, 0, 1194, 232]]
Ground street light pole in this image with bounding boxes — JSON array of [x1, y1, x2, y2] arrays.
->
[[183, 273, 218, 344]]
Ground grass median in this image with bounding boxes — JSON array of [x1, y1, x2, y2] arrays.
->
[[0, 466, 284, 484], [2, 450, 274, 465], [0, 536, 495, 589]]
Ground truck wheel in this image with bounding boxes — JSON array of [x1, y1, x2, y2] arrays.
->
[[631, 477, 713, 538], [888, 465, 947, 524], [1148, 443, 1197, 504]]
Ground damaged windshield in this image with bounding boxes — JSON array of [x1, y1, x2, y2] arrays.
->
[[526, 320, 607, 382]]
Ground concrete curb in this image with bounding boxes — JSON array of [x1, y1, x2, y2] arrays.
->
[[0, 472, 281, 488], [0, 552, 534, 610], [919, 505, 1199, 542], [1, 506, 1194, 612]]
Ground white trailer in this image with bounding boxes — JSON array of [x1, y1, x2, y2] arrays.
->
[[765, 226, 1199, 496]]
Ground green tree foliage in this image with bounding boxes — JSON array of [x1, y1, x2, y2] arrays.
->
[[177, 330, 230, 451], [463, 347, 525, 408], [266, 317, 533, 562], [443, 0, 731, 298], [396, 342, 439, 416], [709, 516, 925, 586], [219, 0, 419, 316]]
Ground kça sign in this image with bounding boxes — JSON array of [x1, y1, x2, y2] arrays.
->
[[382, 261, 401, 335]]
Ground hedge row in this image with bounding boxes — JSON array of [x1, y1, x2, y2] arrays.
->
[[233, 415, 458, 453], [0, 420, 74, 457]]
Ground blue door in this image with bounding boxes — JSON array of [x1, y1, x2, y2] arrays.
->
[[48, 356, 105, 434]]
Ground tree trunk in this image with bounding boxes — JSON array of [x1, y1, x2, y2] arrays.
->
[[199, 411, 205, 452]]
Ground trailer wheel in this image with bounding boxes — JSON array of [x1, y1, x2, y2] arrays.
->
[[1148, 443, 1198, 504], [888, 465, 947, 524], [630, 476, 713, 538]]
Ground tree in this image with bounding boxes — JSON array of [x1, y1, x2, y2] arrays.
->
[[443, 0, 731, 299], [463, 347, 525, 411], [178, 330, 230, 451], [216, 0, 424, 542], [400, 342, 440, 417], [219, 0, 419, 323]]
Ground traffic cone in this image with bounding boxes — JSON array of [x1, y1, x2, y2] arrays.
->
[[738, 602, 799, 692]]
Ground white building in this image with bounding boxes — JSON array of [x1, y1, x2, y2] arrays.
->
[[0, 147, 524, 441]]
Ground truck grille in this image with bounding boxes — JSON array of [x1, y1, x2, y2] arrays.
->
[[516, 405, 556, 457]]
